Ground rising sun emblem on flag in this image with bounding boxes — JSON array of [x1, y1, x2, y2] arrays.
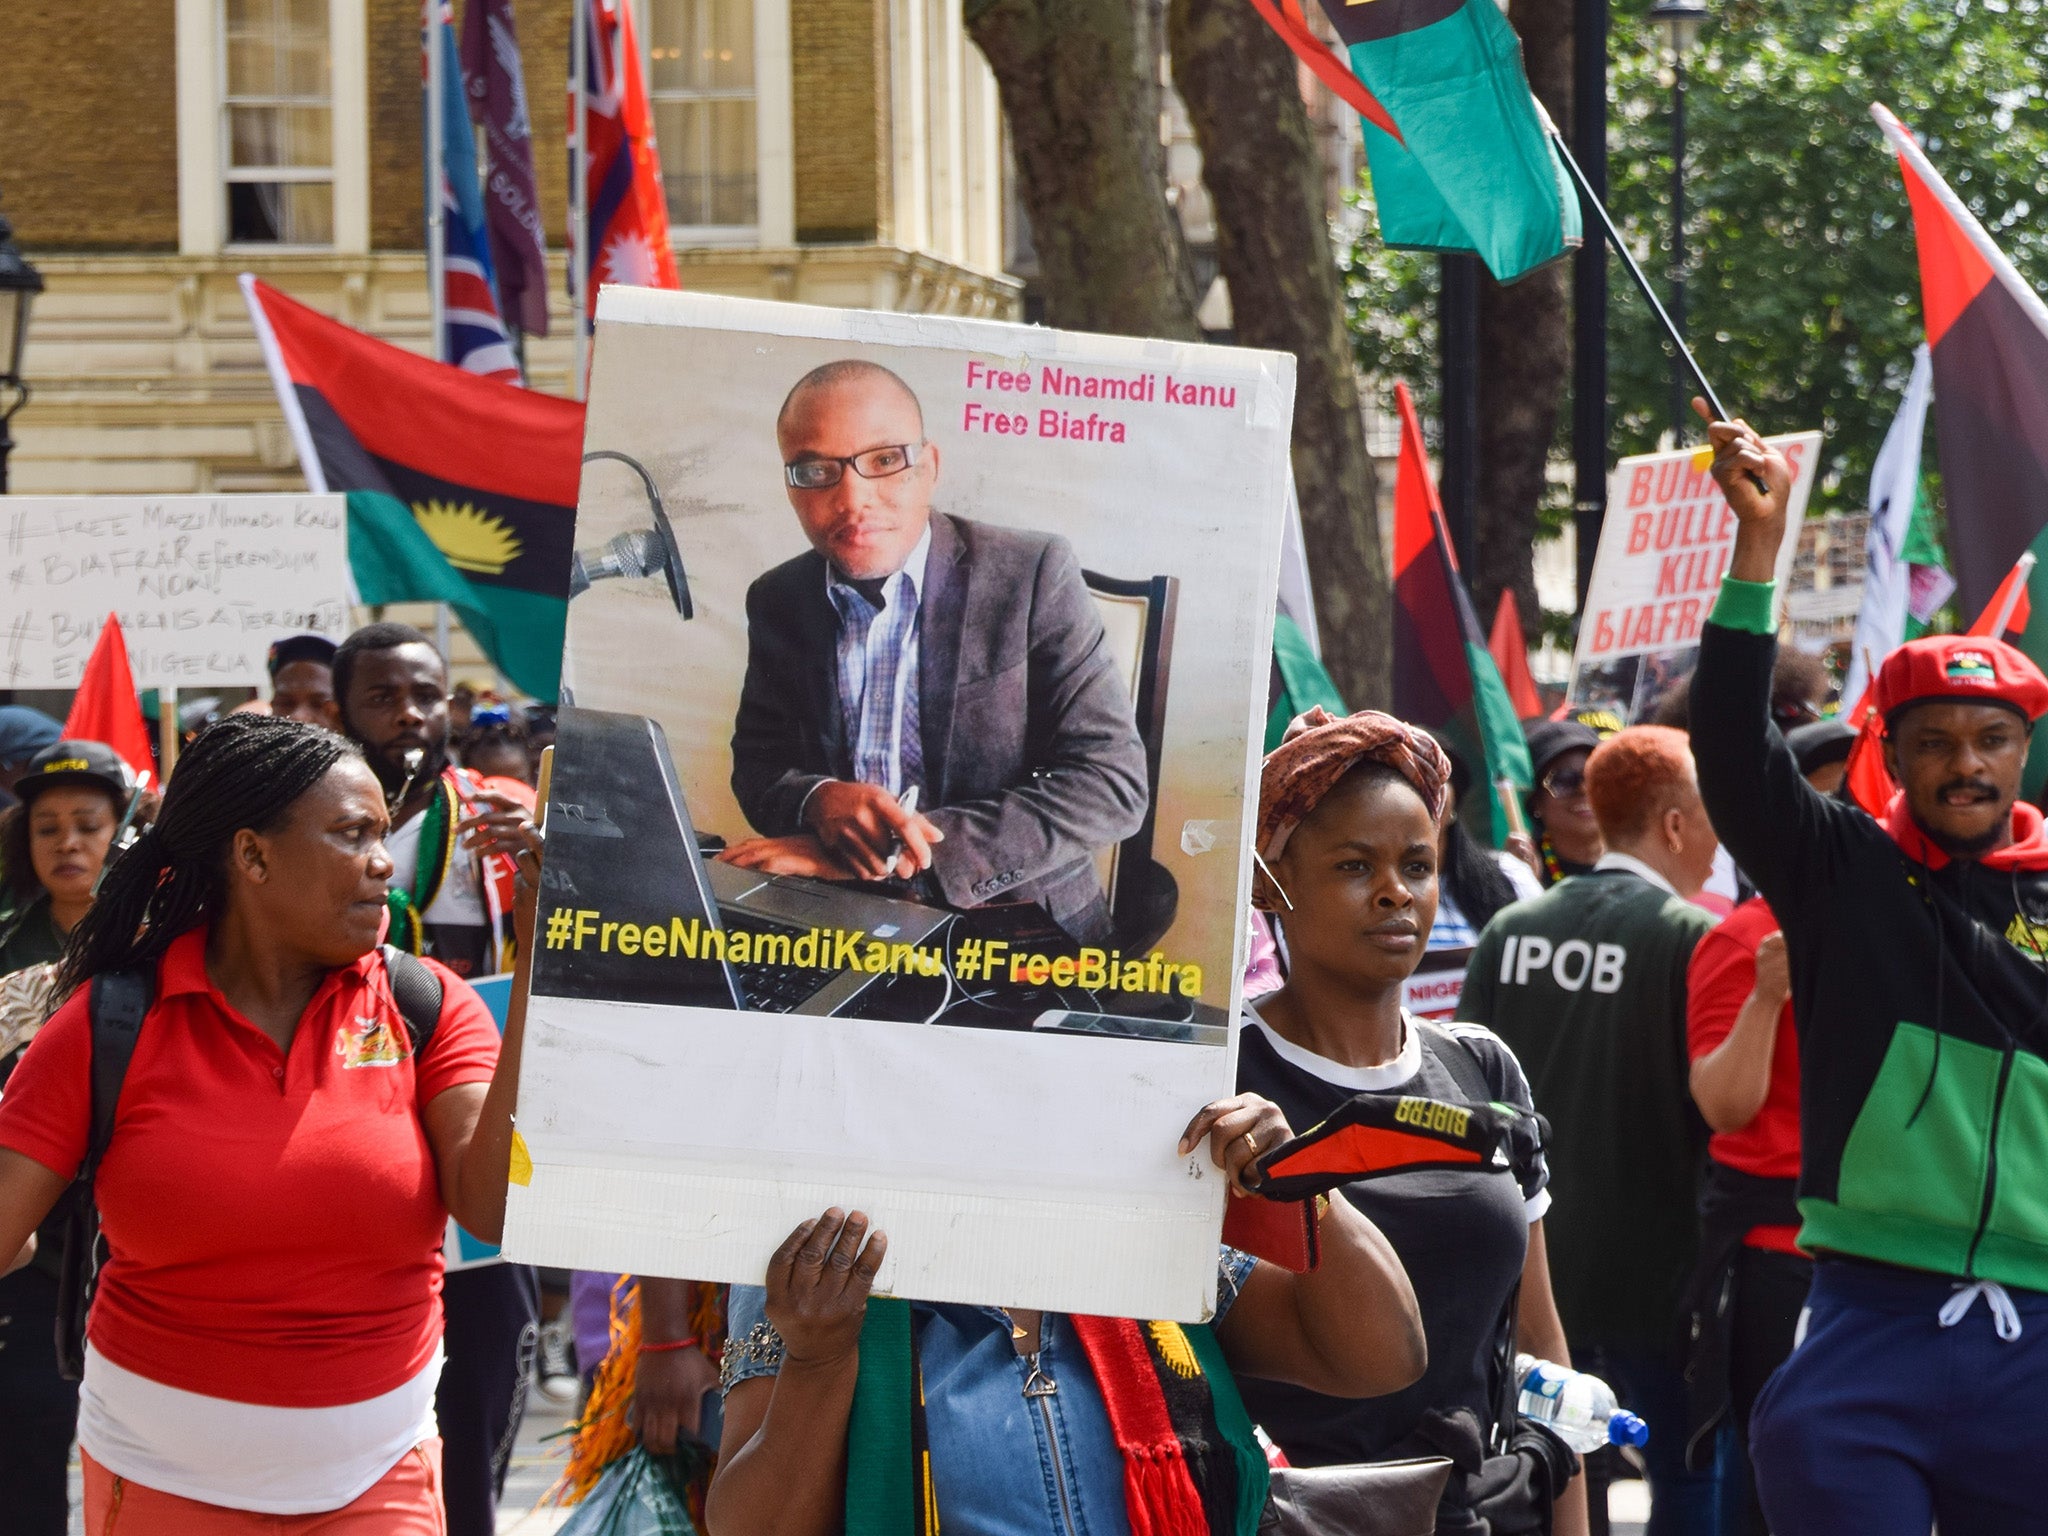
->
[[600, 230, 662, 287], [412, 499, 524, 576]]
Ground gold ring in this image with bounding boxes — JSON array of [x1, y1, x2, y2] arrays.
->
[[1240, 1130, 1259, 1156]]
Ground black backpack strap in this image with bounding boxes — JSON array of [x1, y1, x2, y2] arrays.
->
[[85, 970, 152, 1179], [381, 944, 445, 1060], [58, 967, 152, 1381]]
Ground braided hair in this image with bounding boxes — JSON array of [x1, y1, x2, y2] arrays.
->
[[56, 714, 362, 995]]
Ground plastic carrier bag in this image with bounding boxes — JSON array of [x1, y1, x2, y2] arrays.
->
[[557, 1449, 698, 1536]]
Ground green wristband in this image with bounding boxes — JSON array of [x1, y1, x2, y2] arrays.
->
[[1710, 576, 1776, 636]]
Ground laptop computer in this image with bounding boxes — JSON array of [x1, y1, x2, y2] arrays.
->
[[536, 707, 952, 1016]]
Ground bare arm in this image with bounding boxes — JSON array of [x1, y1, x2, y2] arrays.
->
[[706, 1211, 884, 1536], [0, 1149, 66, 1277], [1691, 934, 1790, 1134], [632, 1276, 721, 1452], [424, 796, 540, 1243], [1516, 1221, 1587, 1536], [1189, 1095, 1427, 1399]]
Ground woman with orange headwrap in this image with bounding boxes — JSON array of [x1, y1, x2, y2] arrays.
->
[[1236, 708, 1589, 1536]]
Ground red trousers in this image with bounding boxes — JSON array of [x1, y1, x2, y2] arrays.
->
[[82, 1439, 445, 1535]]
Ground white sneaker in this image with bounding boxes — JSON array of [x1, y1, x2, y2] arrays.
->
[[535, 1318, 580, 1404]]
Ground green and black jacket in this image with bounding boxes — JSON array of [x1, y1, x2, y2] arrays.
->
[[1693, 581, 2048, 1289]]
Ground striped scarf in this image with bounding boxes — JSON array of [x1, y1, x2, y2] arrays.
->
[[386, 776, 457, 955]]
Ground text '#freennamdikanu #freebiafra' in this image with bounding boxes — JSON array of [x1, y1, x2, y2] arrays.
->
[[541, 906, 1206, 998]]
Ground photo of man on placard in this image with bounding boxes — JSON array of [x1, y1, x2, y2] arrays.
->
[[718, 359, 1150, 946]]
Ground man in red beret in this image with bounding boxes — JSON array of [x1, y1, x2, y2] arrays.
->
[[1688, 403, 2048, 1536]]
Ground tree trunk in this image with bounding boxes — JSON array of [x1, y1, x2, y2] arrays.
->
[[1472, 0, 1574, 643], [965, 0, 1202, 340], [1166, 0, 1392, 708]]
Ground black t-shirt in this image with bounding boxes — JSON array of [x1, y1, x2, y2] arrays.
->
[[1460, 867, 1713, 1351], [1235, 1009, 1550, 1468]]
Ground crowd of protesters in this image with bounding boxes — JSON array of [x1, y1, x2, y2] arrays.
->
[[1, 412, 2044, 1536]]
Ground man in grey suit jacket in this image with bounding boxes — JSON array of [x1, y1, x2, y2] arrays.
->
[[722, 359, 1149, 944]]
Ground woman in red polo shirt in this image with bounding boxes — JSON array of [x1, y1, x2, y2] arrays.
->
[[0, 714, 535, 1532]]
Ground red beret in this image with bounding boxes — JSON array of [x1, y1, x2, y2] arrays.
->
[[1870, 634, 2048, 726]]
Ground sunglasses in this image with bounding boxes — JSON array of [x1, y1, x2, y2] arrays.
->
[[1542, 764, 1588, 799]]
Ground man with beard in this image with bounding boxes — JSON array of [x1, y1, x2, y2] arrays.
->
[[1691, 407, 2048, 1535], [333, 621, 539, 1536]]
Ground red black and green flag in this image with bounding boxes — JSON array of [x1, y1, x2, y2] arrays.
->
[[1391, 381, 1533, 846], [1246, 0, 1578, 282], [240, 274, 584, 700], [1875, 104, 2048, 793]]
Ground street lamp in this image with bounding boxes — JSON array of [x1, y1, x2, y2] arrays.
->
[[0, 195, 45, 495], [1649, 0, 1707, 439]]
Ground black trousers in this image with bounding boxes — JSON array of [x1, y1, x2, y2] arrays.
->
[[437, 1262, 539, 1536], [1729, 1247, 1813, 1536], [0, 1267, 79, 1536]]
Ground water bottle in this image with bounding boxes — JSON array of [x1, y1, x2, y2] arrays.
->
[[1514, 1354, 1649, 1453]]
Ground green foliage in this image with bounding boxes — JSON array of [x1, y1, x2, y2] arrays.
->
[[1606, 0, 2048, 508], [1339, 0, 2048, 523], [1336, 193, 1440, 434]]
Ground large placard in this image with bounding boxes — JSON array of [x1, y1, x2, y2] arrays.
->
[[1, 494, 351, 688], [503, 290, 1293, 1320], [1568, 434, 1821, 718]]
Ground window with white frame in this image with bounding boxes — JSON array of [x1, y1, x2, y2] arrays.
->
[[221, 0, 335, 245], [647, 0, 758, 233]]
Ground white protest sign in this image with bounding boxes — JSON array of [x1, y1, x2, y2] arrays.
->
[[1, 495, 351, 689], [1568, 433, 1821, 719], [505, 290, 1293, 1322]]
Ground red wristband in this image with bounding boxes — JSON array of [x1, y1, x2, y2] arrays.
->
[[639, 1336, 700, 1353]]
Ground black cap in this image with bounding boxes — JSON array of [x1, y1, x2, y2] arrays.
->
[[1523, 719, 1602, 782], [14, 740, 134, 805], [1785, 718, 1856, 777], [268, 633, 339, 678]]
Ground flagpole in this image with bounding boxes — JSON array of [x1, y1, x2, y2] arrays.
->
[[1545, 125, 1771, 498], [570, 0, 590, 402], [425, 0, 447, 368], [424, 2, 456, 654], [1544, 126, 1728, 425], [159, 688, 179, 777]]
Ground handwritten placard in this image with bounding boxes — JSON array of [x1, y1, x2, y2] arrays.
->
[[2, 495, 351, 689], [1566, 434, 1820, 720]]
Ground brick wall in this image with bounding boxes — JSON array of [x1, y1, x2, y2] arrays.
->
[[793, 0, 886, 244], [524, 0, 573, 251], [368, 0, 427, 250], [0, 0, 179, 250]]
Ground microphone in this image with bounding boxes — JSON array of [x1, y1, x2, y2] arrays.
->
[[570, 529, 668, 595], [573, 450, 694, 618]]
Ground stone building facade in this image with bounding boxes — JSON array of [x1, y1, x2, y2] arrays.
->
[[2, 0, 1018, 502]]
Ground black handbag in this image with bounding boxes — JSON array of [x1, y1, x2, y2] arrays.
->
[[1259, 1457, 1454, 1536]]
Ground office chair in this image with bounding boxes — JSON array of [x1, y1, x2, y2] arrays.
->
[[1082, 570, 1180, 954]]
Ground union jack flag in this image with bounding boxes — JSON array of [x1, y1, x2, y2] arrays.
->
[[429, 3, 521, 382]]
